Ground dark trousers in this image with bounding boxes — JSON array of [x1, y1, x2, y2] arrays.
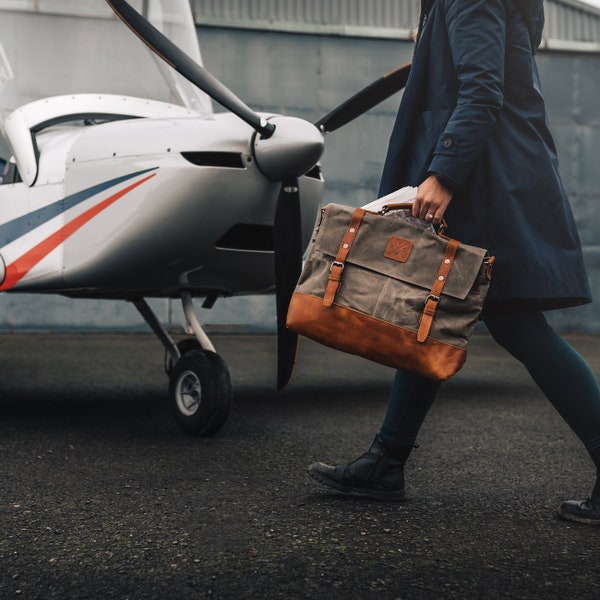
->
[[379, 309, 600, 452]]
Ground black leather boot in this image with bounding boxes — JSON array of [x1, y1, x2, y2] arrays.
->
[[308, 435, 413, 501], [558, 449, 600, 525]]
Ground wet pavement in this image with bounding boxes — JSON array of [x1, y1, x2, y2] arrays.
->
[[0, 332, 599, 599]]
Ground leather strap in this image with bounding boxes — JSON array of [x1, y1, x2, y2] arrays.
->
[[417, 238, 460, 343], [323, 208, 366, 307]]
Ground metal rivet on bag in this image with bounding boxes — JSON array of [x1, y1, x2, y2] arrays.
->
[[444, 259, 451, 264], [349, 228, 356, 233], [438, 276, 445, 281], [343, 243, 349, 249]]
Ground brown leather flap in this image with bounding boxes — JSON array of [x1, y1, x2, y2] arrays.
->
[[315, 203, 488, 301]]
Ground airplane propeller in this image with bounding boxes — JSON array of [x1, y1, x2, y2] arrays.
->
[[105, 0, 410, 389], [105, 0, 275, 138], [315, 63, 411, 134]]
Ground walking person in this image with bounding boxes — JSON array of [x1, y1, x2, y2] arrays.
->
[[308, 0, 600, 525]]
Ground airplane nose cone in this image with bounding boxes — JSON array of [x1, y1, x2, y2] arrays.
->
[[253, 116, 324, 181]]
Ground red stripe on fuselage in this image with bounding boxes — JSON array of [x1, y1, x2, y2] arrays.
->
[[0, 173, 156, 291]]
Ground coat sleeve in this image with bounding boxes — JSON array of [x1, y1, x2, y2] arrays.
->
[[428, 0, 507, 189]]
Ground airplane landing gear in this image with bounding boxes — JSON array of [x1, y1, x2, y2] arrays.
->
[[132, 296, 233, 436]]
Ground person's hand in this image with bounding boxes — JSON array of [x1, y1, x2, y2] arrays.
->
[[412, 175, 453, 225]]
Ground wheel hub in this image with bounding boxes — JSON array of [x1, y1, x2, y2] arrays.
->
[[175, 369, 202, 416]]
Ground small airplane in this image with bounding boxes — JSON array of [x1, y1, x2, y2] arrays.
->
[[0, 0, 410, 435]]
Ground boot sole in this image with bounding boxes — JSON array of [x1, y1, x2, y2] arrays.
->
[[308, 465, 406, 502], [557, 505, 600, 525]]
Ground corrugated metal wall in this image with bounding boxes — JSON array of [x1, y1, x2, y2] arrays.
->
[[192, 0, 419, 32], [544, 0, 600, 43], [191, 0, 600, 45], [0, 1, 597, 334], [187, 0, 600, 333]]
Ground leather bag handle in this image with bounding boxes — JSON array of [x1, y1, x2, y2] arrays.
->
[[376, 203, 448, 236]]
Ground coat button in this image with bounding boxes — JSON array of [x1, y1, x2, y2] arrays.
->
[[442, 137, 453, 149]]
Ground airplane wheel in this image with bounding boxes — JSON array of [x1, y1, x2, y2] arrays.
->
[[169, 350, 232, 436]]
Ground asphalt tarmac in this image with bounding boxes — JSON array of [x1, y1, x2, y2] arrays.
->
[[0, 332, 599, 599]]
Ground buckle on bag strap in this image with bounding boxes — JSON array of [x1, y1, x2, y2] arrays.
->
[[417, 239, 460, 343], [323, 208, 366, 307]]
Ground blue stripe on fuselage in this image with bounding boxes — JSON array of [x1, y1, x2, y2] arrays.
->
[[0, 167, 158, 247]]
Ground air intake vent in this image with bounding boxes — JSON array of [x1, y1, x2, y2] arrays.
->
[[182, 152, 245, 169], [216, 224, 274, 251]]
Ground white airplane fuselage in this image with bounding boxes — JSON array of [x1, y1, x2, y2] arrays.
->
[[0, 96, 323, 299]]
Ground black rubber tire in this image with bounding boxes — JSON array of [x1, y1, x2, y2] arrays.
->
[[168, 350, 232, 436]]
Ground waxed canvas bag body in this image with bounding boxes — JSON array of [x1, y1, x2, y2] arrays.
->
[[286, 203, 494, 381]]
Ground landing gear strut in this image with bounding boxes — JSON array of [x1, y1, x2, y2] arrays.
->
[[132, 294, 232, 436]]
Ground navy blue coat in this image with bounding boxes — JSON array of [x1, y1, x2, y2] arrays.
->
[[379, 0, 591, 309]]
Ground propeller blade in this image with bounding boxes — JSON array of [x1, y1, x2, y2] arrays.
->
[[105, 0, 275, 138], [315, 62, 411, 134], [274, 177, 302, 390]]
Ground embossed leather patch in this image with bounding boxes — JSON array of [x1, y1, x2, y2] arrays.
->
[[384, 236, 413, 263]]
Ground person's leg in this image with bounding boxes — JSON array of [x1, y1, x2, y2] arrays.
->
[[482, 308, 600, 451], [482, 307, 600, 524], [308, 369, 441, 501], [378, 369, 442, 446]]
